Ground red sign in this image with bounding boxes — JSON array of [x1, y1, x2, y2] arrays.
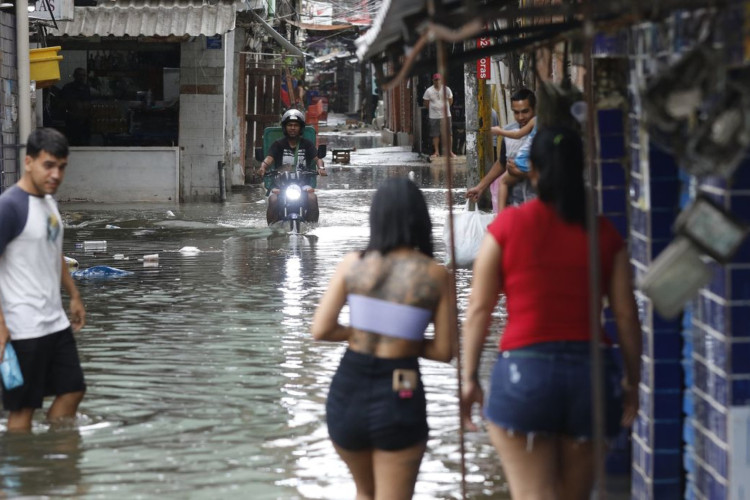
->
[[477, 37, 491, 80]]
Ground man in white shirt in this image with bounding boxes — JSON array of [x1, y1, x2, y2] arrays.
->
[[0, 128, 86, 432], [422, 73, 457, 159]]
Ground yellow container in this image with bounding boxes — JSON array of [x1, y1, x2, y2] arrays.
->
[[29, 46, 63, 88]]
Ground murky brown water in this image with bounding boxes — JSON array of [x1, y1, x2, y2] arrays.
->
[[0, 162, 510, 499]]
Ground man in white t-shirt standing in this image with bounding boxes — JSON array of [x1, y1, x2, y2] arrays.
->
[[0, 128, 86, 432], [423, 73, 456, 159]]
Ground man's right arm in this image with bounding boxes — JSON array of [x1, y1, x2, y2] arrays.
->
[[467, 160, 505, 201], [258, 154, 275, 177]]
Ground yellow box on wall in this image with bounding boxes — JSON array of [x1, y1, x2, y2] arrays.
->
[[29, 46, 63, 88]]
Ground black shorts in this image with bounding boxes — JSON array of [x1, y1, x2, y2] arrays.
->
[[2, 327, 86, 411], [326, 349, 428, 451]]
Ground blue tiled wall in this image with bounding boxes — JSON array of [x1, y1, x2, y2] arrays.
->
[[626, 23, 685, 498], [683, 163, 750, 499], [597, 106, 632, 476]]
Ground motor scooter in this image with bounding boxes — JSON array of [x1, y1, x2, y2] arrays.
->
[[264, 169, 317, 234], [256, 125, 327, 234]]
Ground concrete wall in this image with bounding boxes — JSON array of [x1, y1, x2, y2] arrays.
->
[[1, 11, 18, 192], [225, 28, 245, 187], [179, 36, 226, 202], [56, 147, 179, 202]]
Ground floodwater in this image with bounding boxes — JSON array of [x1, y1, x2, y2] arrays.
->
[[0, 161, 510, 499]]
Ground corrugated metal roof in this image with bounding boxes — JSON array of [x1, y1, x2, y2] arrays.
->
[[49, 1, 239, 37]]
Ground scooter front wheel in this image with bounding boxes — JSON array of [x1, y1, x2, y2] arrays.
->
[[290, 219, 300, 234]]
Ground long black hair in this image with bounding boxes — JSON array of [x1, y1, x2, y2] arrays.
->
[[365, 177, 434, 257], [530, 127, 587, 228]]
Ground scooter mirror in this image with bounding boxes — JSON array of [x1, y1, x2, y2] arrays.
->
[[317, 144, 327, 159], [254, 147, 263, 162]]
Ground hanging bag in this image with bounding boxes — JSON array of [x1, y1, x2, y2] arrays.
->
[[444, 202, 496, 268]]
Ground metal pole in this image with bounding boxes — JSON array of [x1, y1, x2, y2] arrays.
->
[[16, 0, 31, 169], [426, 2, 465, 498], [218, 161, 227, 203], [582, 4, 607, 498]]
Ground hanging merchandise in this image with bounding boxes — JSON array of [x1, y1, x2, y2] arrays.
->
[[642, 45, 722, 138], [535, 80, 584, 132], [682, 80, 750, 178]]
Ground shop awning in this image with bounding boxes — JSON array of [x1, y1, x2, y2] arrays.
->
[[48, 0, 241, 38]]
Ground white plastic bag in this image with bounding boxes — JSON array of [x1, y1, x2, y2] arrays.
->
[[443, 202, 496, 268]]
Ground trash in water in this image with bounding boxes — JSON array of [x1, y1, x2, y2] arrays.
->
[[64, 256, 79, 271], [179, 246, 201, 255], [105, 224, 120, 229], [144, 254, 159, 261], [113, 254, 126, 260], [166, 210, 176, 218], [143, 261, 159, 268], [72, 266, 133, 280], [83, 240, 107, 251]]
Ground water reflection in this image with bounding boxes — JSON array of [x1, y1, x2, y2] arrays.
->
[[0, 430, 85, 496], [0, 163, 510, 498]]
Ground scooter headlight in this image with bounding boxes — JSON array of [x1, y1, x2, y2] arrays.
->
[[285, 184, 302, 201]]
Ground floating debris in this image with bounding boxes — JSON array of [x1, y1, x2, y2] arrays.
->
[[179, 246, 201, 255], [72, 266, 133, 280]]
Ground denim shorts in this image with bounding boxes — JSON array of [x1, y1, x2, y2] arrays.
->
[[485, 341, 623, 439], [326, 349, 428, 451]]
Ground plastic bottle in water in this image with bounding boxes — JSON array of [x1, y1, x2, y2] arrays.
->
[[1, 343, 24, 390], [83, 240, 107, 251]]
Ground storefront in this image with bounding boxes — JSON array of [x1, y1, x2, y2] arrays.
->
[[43, 0, 248, 202], [45, 38, 181, 147]]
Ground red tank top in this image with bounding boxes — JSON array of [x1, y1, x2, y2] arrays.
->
[[487, 199, 624, 351]]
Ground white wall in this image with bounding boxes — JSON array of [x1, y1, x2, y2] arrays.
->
[[56, 147, 179, 202], [179, 36, 226, 201], [224, 28, 244, 187]]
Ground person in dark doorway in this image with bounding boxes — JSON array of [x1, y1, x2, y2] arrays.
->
[[467, 88, 537, 211], [423, 73, 456, 159], [60, 68, 91, 146], [0, 128, 87, 432], [258, 109, 327, 225], [311, 178, 455, 500]]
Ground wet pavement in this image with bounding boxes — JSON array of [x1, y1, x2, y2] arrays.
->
[[0, 157, 516, 499]]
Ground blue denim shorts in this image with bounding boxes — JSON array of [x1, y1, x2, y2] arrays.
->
[[485, 341, 623, 439]]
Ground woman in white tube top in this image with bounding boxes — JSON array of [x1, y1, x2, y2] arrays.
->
[[312, 177, 455, 500]]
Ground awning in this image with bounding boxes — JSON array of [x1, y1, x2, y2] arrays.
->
[[48, 1, 239, 37], [355, 0, 425, 62]]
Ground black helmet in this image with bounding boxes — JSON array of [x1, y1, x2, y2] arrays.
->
[[281, 109, 306, 136]]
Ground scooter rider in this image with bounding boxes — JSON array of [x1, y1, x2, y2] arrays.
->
[[258, 109, 327, 225]]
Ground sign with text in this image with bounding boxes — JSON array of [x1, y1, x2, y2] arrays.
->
[[206, 36, 222, 49], [31, 0, 74, 22], [476, 36, 490, 80]]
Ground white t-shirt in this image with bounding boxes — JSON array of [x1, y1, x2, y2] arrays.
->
[[423, 85, 453, 119], [0, 186, 70, 340]]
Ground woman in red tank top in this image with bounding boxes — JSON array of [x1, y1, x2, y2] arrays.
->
[[460, 127, 642, 499]]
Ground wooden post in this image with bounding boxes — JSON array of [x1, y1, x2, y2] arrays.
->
[[477, 78, 493, 210]]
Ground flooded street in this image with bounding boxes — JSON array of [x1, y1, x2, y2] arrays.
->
[[0, 160, 510, 499]]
